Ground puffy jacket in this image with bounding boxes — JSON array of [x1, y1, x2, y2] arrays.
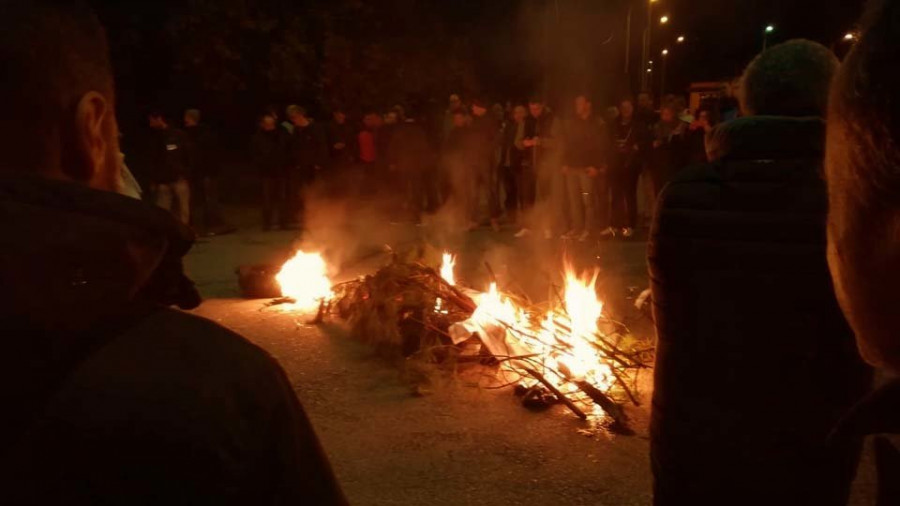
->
[[0, 175, 346, 505], [648, 116, 872, 505]]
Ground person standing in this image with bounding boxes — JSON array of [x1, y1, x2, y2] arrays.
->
[[606, 98, 641, 238], [561, 94, 609, 242], [649, 39, 871, 505], [0, 2, 347, 504], [183, 109, 232, 235], [287, 106, 325, 228], [648, 103, 687, 200], [251, 114, 288, 230], [148, 111, 191, 224], [520, 97, 561, 239], [325, 107, 355, 173], [466, 99, 499, 231], [685, 108, 717, 165], [500, 105, 529, 228], [388, 113, 434, 223]]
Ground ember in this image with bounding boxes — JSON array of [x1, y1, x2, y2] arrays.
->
[[275, 250, 333, 311]]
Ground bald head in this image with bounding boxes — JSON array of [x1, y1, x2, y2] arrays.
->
[[0, 0, 119, 191]]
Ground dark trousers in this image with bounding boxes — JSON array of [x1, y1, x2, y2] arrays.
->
[[610, 157, 641, 229], [502, 163, 535, 221], [262, 175, 287, 230], [191, 176, 227, 232]]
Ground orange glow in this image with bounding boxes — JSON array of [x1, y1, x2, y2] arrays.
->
[[275, 250, 333, 311]]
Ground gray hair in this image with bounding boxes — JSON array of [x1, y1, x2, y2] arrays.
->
[[740, 39, 838, 117]]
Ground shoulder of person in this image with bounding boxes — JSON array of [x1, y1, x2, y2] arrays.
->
[[58, 308, 291, 408]]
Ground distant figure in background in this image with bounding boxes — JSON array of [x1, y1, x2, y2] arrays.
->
[[358, 112, 379, 165], [442, 110, 471, 218], [685, 107, 717, 165], [251, 114, 288, 230], [607, 98, 641, 238], [326, 107, 355, 172], [0, 2, 346, 504], [500, 105, 529, 228], [287, 106, 325, 228], [649, 39, 871, 505], [183, 109, 231, 235], [560, 94, 609, 242], [442, 93, 464, 141], [466, 98, 500, 231], [148, 111, 191, 224], [648, 104, 687, 199], [388, 112, 434, 222], [719, 79, 741, 122], [282, 105, 299, 135], [522, 97, 561, 239], [636, 91, 659, 125]]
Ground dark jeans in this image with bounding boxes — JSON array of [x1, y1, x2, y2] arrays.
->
[[610, 156, 641, 229], [191, 176, 228, 232], [502, 163, 535, 221], [262, 175, 287, 230]]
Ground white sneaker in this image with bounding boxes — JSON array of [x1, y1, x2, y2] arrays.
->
[[621, 227, 634, 238], [577, 230, 591, 242], [599, 227, 617, 238], [514, 228, 531, 238]]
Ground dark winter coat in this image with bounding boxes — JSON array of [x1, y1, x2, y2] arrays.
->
[[289, 123, 327, 180], [251, 128, 287, 177], [561, 115, 608, 169], [648, 116, 873, 505], [388, 120, 432, 174], [325, 120, 356, 168], [183, 124, 218, 178], [149, 127, 191, 184], [0, 176, 346, 505], [523, 111, 558, 168]]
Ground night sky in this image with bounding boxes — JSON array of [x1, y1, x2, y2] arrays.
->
[[92, 0, 869, 129]]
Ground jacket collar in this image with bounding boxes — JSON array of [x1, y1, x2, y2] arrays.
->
[[0, 175, 200, 334], [706, 116, 825, 162]]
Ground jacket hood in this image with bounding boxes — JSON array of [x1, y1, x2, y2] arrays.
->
[[0, 175, 201, 335], [706, 116, 825, 162]]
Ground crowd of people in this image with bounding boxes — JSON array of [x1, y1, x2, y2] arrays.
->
[[6, 0, 900, 505], [240, 90, 726, 240]]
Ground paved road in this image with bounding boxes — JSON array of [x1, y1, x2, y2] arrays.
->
[[186, 206, 656, 505]]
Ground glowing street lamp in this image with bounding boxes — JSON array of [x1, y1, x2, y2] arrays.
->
[[844, 32, 856, 41], [661, 48, 669, 56], [677, 35, 685, 43], [763, 24, 775, 51], [661, 49, 669, 97], [660, 15, 669, 25]]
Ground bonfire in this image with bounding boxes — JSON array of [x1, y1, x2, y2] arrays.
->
[[273, 248, 652, 432]]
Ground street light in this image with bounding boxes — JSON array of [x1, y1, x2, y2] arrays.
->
[[641, 0, 658, 91], [660, 15, 669, 24], [844, 32, 856, 41], [661, 49, 669, 97], [763, 24, 775, 51], [677, 35, 685, 43]]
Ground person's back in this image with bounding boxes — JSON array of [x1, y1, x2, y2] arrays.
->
[[0, 3, 346, 504], [649, 39, 871, 505]]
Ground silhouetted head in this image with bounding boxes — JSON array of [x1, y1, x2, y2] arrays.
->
[[574, 95, 592, 119], [0, 0, 120, 192], [619, 99, 635, 121], [740, 39, 838, 117], [826, 0, 900, 372]]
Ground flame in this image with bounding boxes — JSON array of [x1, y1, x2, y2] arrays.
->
[[440, 252, 456, 286], [275, 250, 333, 311]]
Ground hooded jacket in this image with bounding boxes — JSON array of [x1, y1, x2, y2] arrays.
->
[[0, 176, 345, 505], [648, 116, 872, 505]]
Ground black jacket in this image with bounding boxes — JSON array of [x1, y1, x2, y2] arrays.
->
[[0, 176, 346, 505], [149, 127, 191, 184], [183, 124, 218, 178], [648, 116, 872, 505], [289, 123, 327, 177], [251, 129, 287, 177], [388, 120, 432, 174], [562, 115, 608, 169]]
